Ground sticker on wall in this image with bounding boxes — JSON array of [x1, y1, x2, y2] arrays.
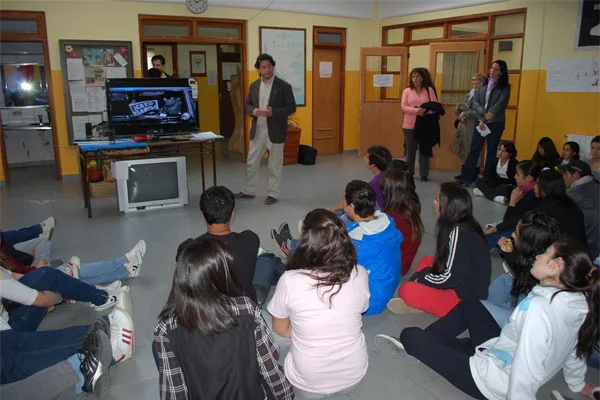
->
[[373, 74, 394, 88], [575, 0, 600, 49], [207, 70, 217, 86]]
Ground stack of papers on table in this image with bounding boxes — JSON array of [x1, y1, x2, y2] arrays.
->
[[191, 131, 224, 140]]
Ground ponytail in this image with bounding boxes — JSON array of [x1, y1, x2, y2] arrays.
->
[[577, 267, 600, 358]]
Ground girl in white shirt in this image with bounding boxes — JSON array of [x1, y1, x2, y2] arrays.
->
[[268, 208, 370, 399]]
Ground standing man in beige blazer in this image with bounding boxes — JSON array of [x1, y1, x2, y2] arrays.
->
[[236, 54, 296, 205]]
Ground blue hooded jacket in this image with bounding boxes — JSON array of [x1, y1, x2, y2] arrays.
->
[[347, 211, 403, 315]]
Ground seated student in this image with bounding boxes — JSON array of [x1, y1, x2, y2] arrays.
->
[[561, 160, 600, 260], [560, 141, 580, 165], [534, 168, 588, 251], [154, 238, 293, 399], [0, 269, 135, 392], [388, 182, 490, 318], [473, 141, 518, 204], [486, 160, 542, 248], [2, 240, 146, 286], [331, 145, 392, 213], [376, 239, 599, 400], [0, 217, 55, 267], [587, 135, 600, 181], [380, 160, 424, 276], [147, 67, 167, 78], [267, 209, 369, 398], [532, 136, 560, 169], [482, 211, 561, 326]]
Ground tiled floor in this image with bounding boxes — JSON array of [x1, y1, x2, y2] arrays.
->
[[1, 144, 598, 399]]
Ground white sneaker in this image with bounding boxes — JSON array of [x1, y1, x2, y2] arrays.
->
[[96, 280, 122, 292], [473, 188, 484, 197], [124, 240, 146, 278], [108, 307, 135, 364], [257, 247, 267, 257], [40, 217, 55, 240], [91, 289, 122, 312], [375, 334, 406, 356], [493, 195, 507, 204], [116, 286, 133, 316], [64, 256, 80, 279]]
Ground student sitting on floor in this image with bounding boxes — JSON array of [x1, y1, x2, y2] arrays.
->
[[387, 182, 490, 318], [560, 141, 580, 165], [376, 239, 599, 400], [154, 238, 293, 400], [267, 209, 369, 398], [486, 160, 542, 249], [0, 217, 55, 268], [532, 136, 560, 169], [587, 135, 600, 181], [473, 141, 518, 204], [380, 160, 424, 276]]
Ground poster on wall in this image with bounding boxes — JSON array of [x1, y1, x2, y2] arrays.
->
[[260, 27, 306, 106], [575, 0, 600, 49], [546, 57, 600, 92]]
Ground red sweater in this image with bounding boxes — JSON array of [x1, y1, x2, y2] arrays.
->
[[386, 209, 422, 276]]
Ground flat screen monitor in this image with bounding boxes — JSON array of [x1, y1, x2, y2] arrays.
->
[[106, 78, 197, 137]]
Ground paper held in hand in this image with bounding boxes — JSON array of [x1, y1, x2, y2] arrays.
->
[[476, 122, 492, 137]]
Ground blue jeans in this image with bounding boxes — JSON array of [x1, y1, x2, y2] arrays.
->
[[1, 224, 42, 247], [14, 237, 52, 266], [481, 274, 516, 327], [252, 253, 286, 293], [487, 229, 514, 249], [588, 342, 600, 369], [460, 122, 505, 183], [9, 267, 108, 332], [0, 324, 89, 384], [57, 256, 128, 286]]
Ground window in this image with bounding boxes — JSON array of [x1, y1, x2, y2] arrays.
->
[[493, 14, 525, 35], [316, 32, 342, 44], [450, 21, 488, 38], [411, 26, 444, 41], [386, 28, 404, 44], [0, 19, 38, 34], [143, 22, 191, 38], [197, 25, 240, 39]]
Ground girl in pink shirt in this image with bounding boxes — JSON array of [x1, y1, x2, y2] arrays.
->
[[401, 68, 438, 181]]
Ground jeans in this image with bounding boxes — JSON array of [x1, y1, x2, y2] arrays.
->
[[0, 224, 42, 247], [252, 253, 286, 294], [460, 122, 505, 184], [481, 274, 516, 327], [9, 267, 108, 332], [588, 342, 600, 369], [404, 128, 430, 178], [57, 256, 129, 286], [487, 228, 514, 249], [401, 300, 498, 400], [0, 359, 81, 399], [14, 237, 52, 266], [0, 324, 89, 384]]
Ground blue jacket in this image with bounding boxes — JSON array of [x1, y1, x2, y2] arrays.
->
[[347, 211, 403, 315]]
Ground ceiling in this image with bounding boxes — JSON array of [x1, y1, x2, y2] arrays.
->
[[128, 0, 505, 20]]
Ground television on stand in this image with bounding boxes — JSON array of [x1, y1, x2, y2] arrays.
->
[[113, 156, 189, 213], [106, 78, 198, 138]]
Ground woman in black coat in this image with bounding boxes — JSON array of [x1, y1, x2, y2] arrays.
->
[[473, 141, 518, 204]]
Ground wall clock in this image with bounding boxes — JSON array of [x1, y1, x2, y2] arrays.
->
[[186, 0, 208, 14]]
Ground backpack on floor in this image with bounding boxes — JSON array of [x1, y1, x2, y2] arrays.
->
[[298, 145, 317, 165]]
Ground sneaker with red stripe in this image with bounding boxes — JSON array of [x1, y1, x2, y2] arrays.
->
[[108, 307, 135, 364]]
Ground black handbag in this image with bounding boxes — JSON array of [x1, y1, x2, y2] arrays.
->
[[298, 145, 317, 165]]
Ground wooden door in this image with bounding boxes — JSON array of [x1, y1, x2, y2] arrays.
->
[[217, 45, 241, 139], [359, 47, 408, 158], [429, 42, 486, 171], [313, 47, 343, 154]]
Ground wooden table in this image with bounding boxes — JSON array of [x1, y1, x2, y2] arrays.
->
[[78, 139, 219, 218]]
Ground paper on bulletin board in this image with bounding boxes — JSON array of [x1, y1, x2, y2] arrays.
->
[[67, 58, 85, 81], [86, 86, 106, 112], [373, 74, 394, 88], [85, 66, 106, 87], [88, 114, 103, 127], [113, 53, 128, 67], [546, 57, 600, 92], [107, 67, 127, 79], [72, 115, 89, 140], [69, 81, 88, 112], [207, 70, 217, 86], [319, 61, 333, 78]]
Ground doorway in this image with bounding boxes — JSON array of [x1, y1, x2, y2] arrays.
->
[[359, 47, 408, 158], [429, 42, 486, 171], [142, 43, 178, 77], [0, 11, 61, 186], [312, 27, 346, 155]]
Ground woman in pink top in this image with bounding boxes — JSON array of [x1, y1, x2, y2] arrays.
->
[[401, 68, 438, 181], [267, 208, 370, 399]]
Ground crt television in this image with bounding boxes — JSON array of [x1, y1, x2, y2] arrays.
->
[[114, 157, 189, 213], [106, 78, 197, 137]]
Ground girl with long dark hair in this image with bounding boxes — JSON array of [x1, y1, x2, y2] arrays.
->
[[561, 141, 581, 164], [473, 140, 519, 204], [388, 182, 490, 317], [153, 238, 293, 400], [482, 211, 561, 326], [377, 239, 600, 399], [532, 136, 560, 169], [458, 60, 511, 184], [380, 160, 424, 276], [267, 209, 369, 398]]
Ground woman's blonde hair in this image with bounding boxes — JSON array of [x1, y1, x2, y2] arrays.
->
[[472, 73, 486, 82]]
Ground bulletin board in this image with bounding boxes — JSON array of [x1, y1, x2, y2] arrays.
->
[[59, 40, 134, 144]]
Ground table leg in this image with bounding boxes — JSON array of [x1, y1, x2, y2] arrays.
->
[[80, 152, 92, 218], [212, 140, 217, 186], [200, 143, 206, 192]]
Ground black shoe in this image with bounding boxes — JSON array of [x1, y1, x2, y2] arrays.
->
[[420, 176, 428, 182], [87, 315, 110, 338], [277, 222, 292, 242], [79, 329, 112, 395], [254, 285, 269, 308], [454, 175, 461, 180], [265, 196, 278, 205], [271, 226, 291, 257]]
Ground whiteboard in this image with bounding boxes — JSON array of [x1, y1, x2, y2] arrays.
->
[[546, 57, 600, 92], [260, 28, 306, 105]]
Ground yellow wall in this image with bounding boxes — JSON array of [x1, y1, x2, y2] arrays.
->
[[0, 0, 379, 181], [381, 0, 600, 159]]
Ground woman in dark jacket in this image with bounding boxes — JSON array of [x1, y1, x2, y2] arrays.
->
[[473, 141, 518, 204], [458, 60, 511, 185]]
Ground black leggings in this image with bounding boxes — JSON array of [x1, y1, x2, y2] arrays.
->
[[475, 178, 513, 201], [400, 299, 501, 400]]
